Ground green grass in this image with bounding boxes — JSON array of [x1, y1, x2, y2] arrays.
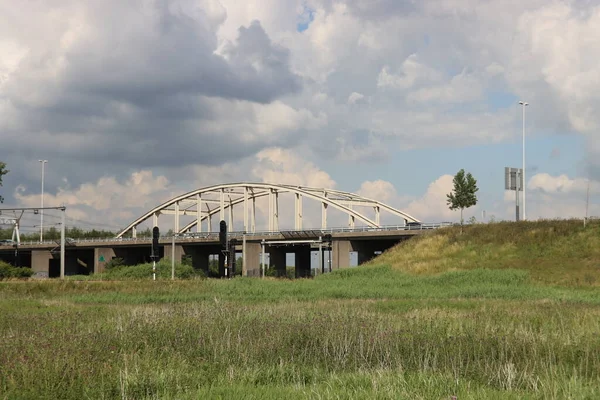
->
[[370, 219, 600, 286], [1, 220, 600, 398]]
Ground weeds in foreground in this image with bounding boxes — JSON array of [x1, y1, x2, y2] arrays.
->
[[1, 269, 600, 398]]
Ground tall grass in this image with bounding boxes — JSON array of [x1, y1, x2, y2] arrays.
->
[[1, 287, 599, 399], [370, 219, 600, 286], [2, 220, 600, 398]]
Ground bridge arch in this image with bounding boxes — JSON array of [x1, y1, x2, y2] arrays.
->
[[116, 182, 420, 238]]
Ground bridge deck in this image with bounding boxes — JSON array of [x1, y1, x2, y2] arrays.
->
[[0, 224, 451, 251]]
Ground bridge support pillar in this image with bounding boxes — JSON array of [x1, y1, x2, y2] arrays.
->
[[164, 245, 185, 263], [269, 247, 287, 277], [295, 247, 311, 278], [94, 248, 116, 274], [31, 250, 53, 277], [332, 240, 352, 270], [243, 242, 261, 277]]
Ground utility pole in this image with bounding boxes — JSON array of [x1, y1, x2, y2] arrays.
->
[[585, 178, 590, 228], [519, 101, 529, 220], [38, 160, 48, 242], [171, 233, 176, 280], [60, 207, 65, 279]]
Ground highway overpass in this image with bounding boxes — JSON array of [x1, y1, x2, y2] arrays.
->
[[0, 224, 449, 278]]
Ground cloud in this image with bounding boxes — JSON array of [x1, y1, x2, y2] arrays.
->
[[497, 172, 600, 220], [404, 175, 462, 221], [13, 170, 171, 229], [4, 0, 600, 227], [347, 92, 366, 104], [356, 178, 464, 223], [528, 173, 599, 195], [252, 148, 336, 188], [506, 2, 600, 171], [0, 1, 303, 192], [406, 70, 484, 104], [357, 180, 398, 204], [377, 54, 442, 90]]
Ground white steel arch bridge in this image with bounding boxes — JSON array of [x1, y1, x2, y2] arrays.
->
[[116, 182, 420, 238]]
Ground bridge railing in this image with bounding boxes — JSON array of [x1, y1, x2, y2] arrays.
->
[[0, 223, 454, 247]]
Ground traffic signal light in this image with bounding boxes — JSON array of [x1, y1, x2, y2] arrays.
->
[[219, 220, 227, 249], [151, 226, 160, 259]]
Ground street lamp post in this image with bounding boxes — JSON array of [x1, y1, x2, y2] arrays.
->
[[38, 160, 48, 242], [519, 101, 529, 220]]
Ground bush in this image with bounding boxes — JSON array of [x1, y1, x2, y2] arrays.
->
[[0, 261, 33, 280], [101, 260, 203, 280], [265, 266, 296, 279], [104, 257, 125, 270]]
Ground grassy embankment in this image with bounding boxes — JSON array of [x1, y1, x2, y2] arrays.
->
[[1, 219, 599, 399]]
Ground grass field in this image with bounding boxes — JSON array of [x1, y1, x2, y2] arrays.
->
[[1, 220, 600, 399]]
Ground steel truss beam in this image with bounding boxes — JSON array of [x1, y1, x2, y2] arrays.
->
[[116, 183, 420, 238]]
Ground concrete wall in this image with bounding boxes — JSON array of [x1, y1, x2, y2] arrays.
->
[[94, 248, 116, 274], [331, 240, 352, 270], [243, 242, 261, 277], [163, 245, 185, 263], [31, 250, 53, 277]]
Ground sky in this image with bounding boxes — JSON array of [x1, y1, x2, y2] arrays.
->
[[2, 0, 600, 234]]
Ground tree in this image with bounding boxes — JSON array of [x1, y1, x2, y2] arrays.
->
[[446, 169, 479, 230], [0, 161, 8, 203]]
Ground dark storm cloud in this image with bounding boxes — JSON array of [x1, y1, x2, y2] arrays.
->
[[60, 18, 300, 106], [1, 1, 303, 203]]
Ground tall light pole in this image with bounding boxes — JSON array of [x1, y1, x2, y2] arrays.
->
[[38, 160, 48, 242], [519, 101, 529, 220]]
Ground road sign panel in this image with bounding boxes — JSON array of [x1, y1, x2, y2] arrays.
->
[[505, 167, 523, 191]]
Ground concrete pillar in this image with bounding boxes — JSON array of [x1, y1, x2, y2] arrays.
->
[[269, 247, 286, 277], [164, 245, 184, 262], [31, 250, 52, 277], [243, 242, 261, 277], [94, 247, 116, 274], [332, 240, 352, 270], [295, 247, 311, 278]]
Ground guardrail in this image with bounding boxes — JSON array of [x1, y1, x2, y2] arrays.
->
[[0, 222, 454, 247]]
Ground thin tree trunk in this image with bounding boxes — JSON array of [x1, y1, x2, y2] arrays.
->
[[460, 208, 463, 234]]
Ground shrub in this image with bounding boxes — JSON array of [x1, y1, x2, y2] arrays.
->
[[0, 261, 33, 280], [104, 257, 125, 270], [265, 266, 296, 279], [101, 260, 202, 280]]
